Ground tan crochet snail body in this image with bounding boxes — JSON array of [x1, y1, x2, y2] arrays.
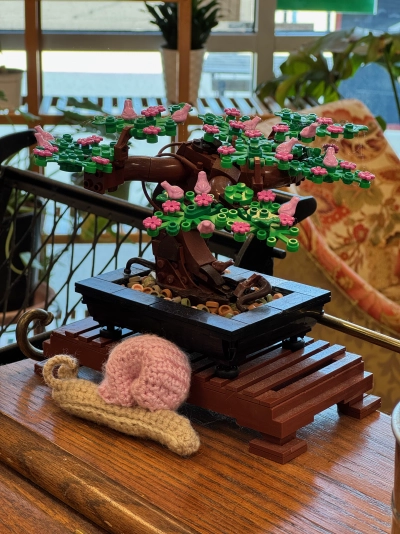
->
[[42, 336, 200, 457]]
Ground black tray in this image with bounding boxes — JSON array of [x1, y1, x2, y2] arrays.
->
[[75, 265, 331, 365]]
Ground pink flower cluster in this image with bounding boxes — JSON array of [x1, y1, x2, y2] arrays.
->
[[217, 145, 236, 155], [77, 135, 103, 146], [224, 107, 241, 117], [272, 124, 289, 133], [275, 153, 293, 162], [203, 124, 220, 135], [340, 161, 357, 170], [91, 156, 111, 165], [327, 124, 344, 134], [143, 216, 162, 230], [231, 221, 251, 234], [317, 117, 333, 125], [279, 213, 295, 226], [141, 106, 161, 117], [257, 190, 276, 202], [162, 200, 181, 214], [229, 120, 243, 130], [143, 126, 161, 135], [33, 148, 53, 157], [194, 193, 213, 207], [358, 171, 375, 181], [244, 129, 262, 138], [197, 220, 215, 234], [311, 166, 328, 176]]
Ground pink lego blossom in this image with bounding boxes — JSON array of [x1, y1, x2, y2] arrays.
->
[[300, 122, 319, 138], [275, 152, 293, 162], [327, 124, 344, 134], [311, 166, 328, 176], [156, 105, 166, 113], [121, 99, 137, 120], [91, 156, 111, 165], [231, 221, 251, 234], [161, 181, 184, 200], [194, 171, 211, 194], [272, 124, 289, 133], [141, 107, 158, 117], [143, 126, 161, 135], [203, 124, 220, 135], [257, 190, 276, 202], [340, 161, 357, 170], [217, 145, 236, 155], [322, 143, 339, 153], [197, 220, 215, 234], [276, 137, 299, 155], [77, 135, 103, 146], [244, 129, 263, 138], [358, 171, 375, 181], [317, 117, 333, 125], [279, 213, 295, 226], [171, 103, 191, 123], [41, 142, 59, 153], [143, 216, 162, 230], [224, 107, 241, 117], [33, 148, 53, 157], [241, 116, 262, 130], [34, 126, 54, 141], [194, 193, 213, 207], [323, 146, 339, 168], [162, 200, 181, 214], [229, 120, 244, 130], [278, 196, 299, 216]]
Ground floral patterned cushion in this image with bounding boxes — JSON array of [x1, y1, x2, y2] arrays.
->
[[259, 99, 400, 336]]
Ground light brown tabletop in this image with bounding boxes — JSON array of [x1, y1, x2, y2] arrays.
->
[[0, 359, 395, 534]]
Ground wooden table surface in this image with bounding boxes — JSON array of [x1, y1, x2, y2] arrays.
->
[[0, 359, 395, 534]]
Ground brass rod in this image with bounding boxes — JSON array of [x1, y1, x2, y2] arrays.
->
[[307, 311, 400, 353]]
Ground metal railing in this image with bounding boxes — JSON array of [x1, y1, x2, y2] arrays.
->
[[0, 130, 244, 345]]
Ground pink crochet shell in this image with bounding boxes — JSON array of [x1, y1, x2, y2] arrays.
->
[[98, 334, 191, 411]]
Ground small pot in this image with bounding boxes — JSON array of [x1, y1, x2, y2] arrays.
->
[[0, 68, 23, 111], [160, 47, 205, 104]]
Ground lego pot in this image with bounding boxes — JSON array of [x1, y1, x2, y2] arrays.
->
[[0, 69, 23, 111], [161, 47, 204, 104]]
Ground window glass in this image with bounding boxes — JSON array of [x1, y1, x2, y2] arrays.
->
[[275, 11, 336, 34], [39, 0, 256, 34], [41, 51, 164, 97], [200, 52, 253, 98], [217, 0, 255, 33], [0, 1, 24, 30]]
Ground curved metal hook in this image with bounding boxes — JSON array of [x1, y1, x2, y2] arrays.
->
[[16, 309, 54, 361]]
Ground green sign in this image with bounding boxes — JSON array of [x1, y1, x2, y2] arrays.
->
[[277, 0, 377, 14]]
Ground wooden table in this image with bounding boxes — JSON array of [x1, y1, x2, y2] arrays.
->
[[0, 359, 395, 534]]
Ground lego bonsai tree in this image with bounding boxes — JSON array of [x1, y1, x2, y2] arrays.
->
[[33, 101, 374, 308]]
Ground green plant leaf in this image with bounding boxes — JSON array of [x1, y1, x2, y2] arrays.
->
[[275, 73, 304, 107]]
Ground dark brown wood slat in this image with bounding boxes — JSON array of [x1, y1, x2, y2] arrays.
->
[[262, 354, 364, 411], [240, 343, 345, 398], [223, 340, 331, 394]]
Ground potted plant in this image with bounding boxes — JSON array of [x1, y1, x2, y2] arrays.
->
[[145, 0, 220, 103], [0, 65, 23, 111], [256, 28, 400, 128]]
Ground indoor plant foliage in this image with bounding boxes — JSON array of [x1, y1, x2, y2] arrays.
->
[[0, 65, 23, 111], [145, 0, 220, 103], [146, 0, 220, 50], [256, 28, 400, 124]]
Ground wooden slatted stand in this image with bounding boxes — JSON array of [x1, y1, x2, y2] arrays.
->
[[38, 317, 381, 464]]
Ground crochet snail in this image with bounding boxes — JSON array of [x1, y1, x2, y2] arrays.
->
[[42, 334, 200, 457]]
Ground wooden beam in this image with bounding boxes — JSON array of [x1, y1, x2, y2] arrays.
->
[[24, 0, 42, 116]]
